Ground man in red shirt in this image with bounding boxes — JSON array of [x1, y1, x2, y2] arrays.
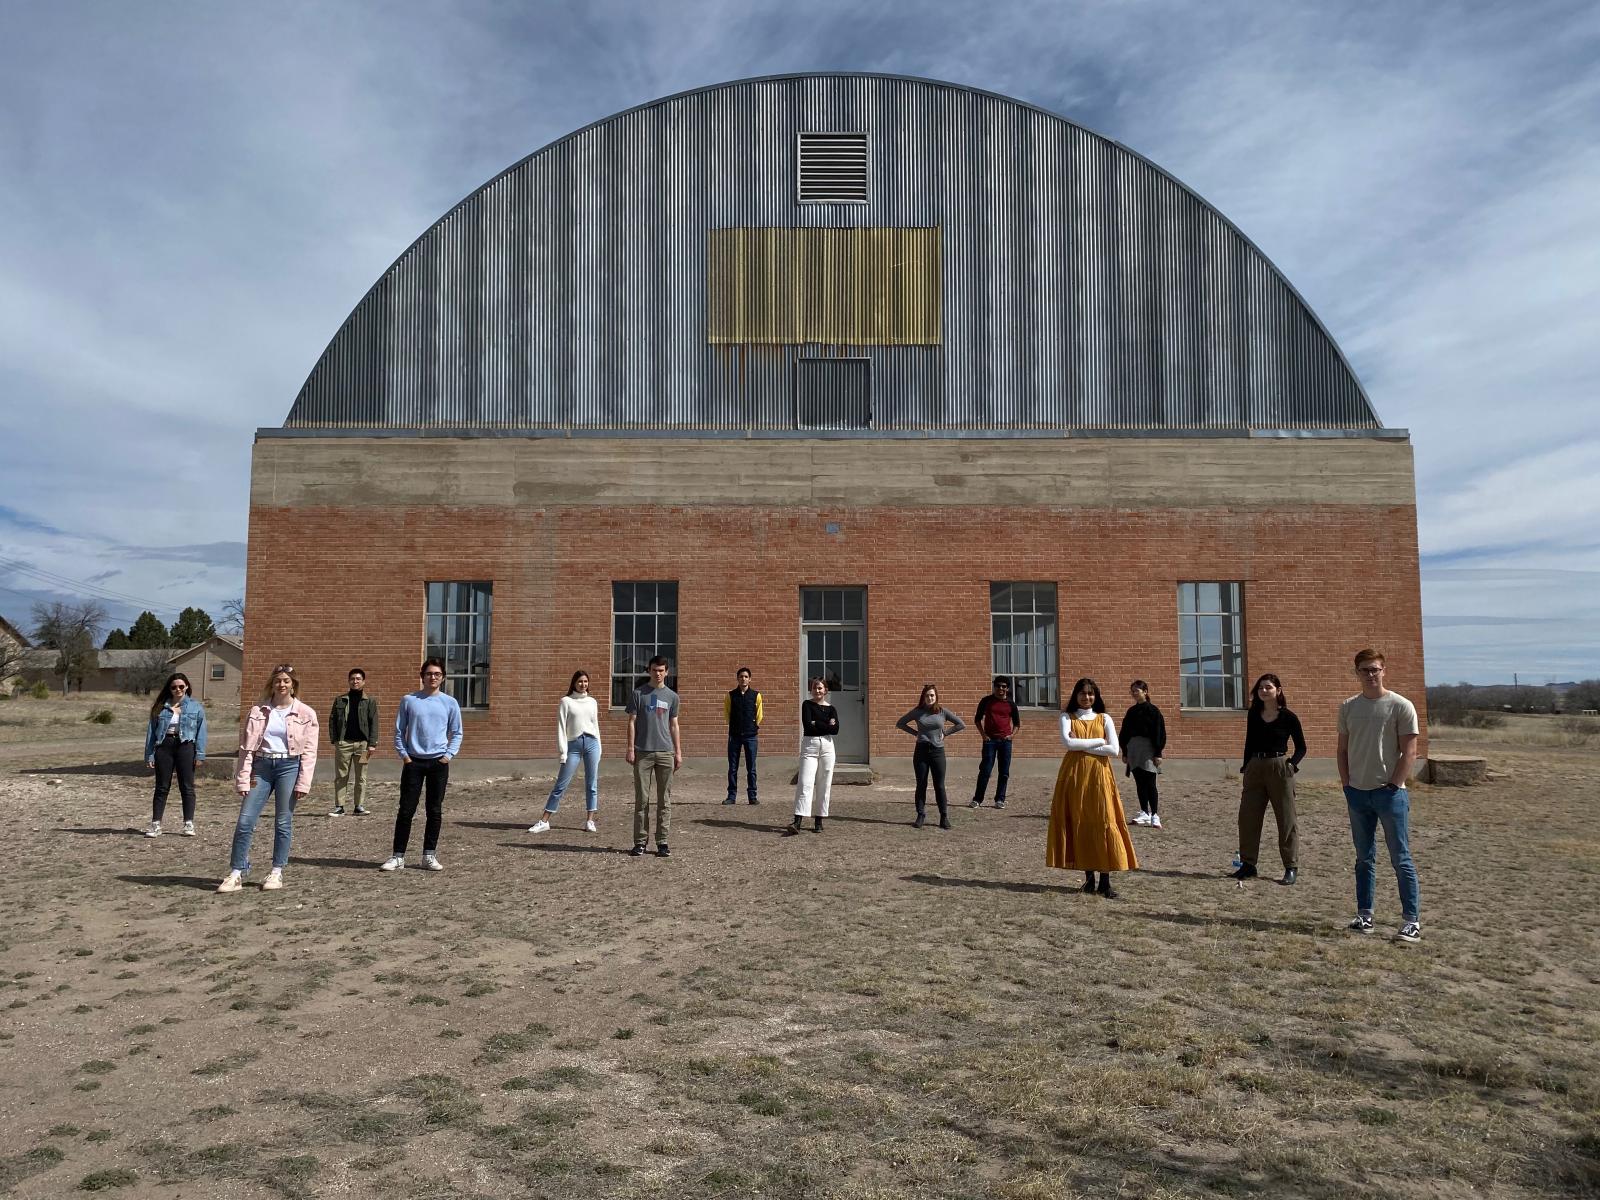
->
[[970, 677, 1021, 809]]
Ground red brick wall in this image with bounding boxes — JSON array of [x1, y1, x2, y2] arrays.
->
[[243, 503, 1427, 762]]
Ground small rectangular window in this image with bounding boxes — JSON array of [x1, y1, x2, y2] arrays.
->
[[797, 131, 869, 203], [1178, 582, 1245, 709], [796, 358, 870, 430], [990, 583, 1059, 708], [612, 582, 679, 706], [210, 663, 226, 681], [424, 581, 493, 709]]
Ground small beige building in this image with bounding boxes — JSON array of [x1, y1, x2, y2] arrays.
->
[[168, 635, 244, 709], [0, 616, 29, 690]]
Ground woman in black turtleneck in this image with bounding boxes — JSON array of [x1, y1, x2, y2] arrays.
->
[[1232, 673, 1307, 885]]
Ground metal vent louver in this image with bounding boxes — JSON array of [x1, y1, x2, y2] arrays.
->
[[797, 132, 869, 203], [796, 358, 871, 428]]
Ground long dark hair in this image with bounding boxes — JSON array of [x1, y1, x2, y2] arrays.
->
[[917, 682, 939, 709], [150, 673, 192, 720], [566, 669, 590, 697], [1249, 673, 1289, 714], [1066, 677, 1106, 714]]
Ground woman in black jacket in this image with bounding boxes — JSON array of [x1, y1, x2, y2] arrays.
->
[[1120, 681, 1167, 828], [1233, 673, 1307, 884]]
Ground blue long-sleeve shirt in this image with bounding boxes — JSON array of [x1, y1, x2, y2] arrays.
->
[[395, 690, 463, 759]]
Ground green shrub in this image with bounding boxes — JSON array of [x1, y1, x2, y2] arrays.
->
[[29, 680, 50, 700], [86, 709, 114, 724]]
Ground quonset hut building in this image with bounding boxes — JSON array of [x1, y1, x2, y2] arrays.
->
[[247, 73, 1426, 765]]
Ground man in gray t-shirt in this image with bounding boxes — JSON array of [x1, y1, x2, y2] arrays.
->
[[1336, 649, 1421, 942], [626, 656, 681, 856]]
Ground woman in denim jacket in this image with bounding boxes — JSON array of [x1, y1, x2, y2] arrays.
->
[[218, 664, 319, 894], [143, 673, 207, 838]]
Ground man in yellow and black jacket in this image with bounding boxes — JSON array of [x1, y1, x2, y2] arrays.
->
[[723, 667, 763, 805]]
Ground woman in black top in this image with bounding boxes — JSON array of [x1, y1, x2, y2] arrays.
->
[[1119, 680, 1167, 828], [787, 677, 840, 836], [1233, 673, 1307, 884]]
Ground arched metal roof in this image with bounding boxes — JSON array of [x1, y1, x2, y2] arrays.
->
[[282, 73, 1381, 434]]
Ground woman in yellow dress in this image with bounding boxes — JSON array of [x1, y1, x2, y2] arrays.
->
[[1047, 677, 1138, 898]]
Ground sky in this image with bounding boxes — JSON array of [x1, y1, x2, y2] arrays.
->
[[1, 0, 1596, 683]]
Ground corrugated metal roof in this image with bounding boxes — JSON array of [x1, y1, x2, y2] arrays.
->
[[284, 73, 1380, 434]]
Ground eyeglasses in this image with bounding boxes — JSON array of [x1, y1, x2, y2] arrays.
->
[[1356, 666, 1385, 676], [422, 671, 445, 678]]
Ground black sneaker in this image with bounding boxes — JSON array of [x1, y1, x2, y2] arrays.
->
[[656, 843, 671, 858], [1395, 922, 1422, 943], [629, 844, 647, 857], [969, 799, 983, 808], [993, 801, 1006, 810], [353, 805, 370, 815], [1347, 914, 1374, 934], [1230, 864, 1258, 880], [722, 798, 736, 806], [748, 798, 759, 805]]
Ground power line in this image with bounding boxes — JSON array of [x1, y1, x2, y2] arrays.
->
[[0, 556, 179, 616]]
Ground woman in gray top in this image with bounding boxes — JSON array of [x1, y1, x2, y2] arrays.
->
[[895, 684, 967, 829]]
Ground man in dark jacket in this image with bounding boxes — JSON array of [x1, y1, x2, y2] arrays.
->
[[970, 677, 1021, 809], [329, 667, 379, 815], [723, 667, 763, 805]]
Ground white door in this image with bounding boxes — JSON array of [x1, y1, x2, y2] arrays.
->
[[800, 587, 868, 763]]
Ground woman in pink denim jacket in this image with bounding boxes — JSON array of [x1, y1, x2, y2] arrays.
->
[[218, 664, 319, 894]]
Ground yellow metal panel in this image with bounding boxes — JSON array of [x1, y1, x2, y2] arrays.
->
[[707, 227, 942, 345]]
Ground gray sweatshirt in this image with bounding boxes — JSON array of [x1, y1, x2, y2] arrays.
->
[[895, 706, 966, 748]]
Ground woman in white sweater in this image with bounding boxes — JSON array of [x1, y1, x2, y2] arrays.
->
[[529, 670, 602, 834]]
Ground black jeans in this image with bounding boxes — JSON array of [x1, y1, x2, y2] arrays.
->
[[395, 757, 449, 855], [152, 736, 197, 822], [1133, 769, 1159, 815], [913, 743, 948, 815], [973, 737, 1012, 804], [727, 733, 758, 802]]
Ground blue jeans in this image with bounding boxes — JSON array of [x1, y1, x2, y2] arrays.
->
[[231, 757, 301, 872], [1345, 785, 1420, 921], [546, 734, 600, 813], [973, 737, 1012, 804], [727, 733, 758, 802]]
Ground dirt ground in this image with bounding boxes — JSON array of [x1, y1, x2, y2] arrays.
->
[[1, 694, 1597, 1199]]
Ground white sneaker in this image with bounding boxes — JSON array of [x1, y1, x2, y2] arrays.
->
[[379, 856, 405, 872], [262, 869, 284, 891], [181, 820, 196, 837], [216, 870, 243, 893], [584, 819, 598, 834], [528, 819, 552, 834], [1132, 811, 1150, 826], [421, 854, 444, 872], [1151, 814, 1163, 829], [144, 821, 162, 838]]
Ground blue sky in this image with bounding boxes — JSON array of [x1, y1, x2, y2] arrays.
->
[[1, 0, 1596, 682]]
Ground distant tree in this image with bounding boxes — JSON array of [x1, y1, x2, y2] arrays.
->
[[127, 610, 172, 649], [31, 600, 107, 694], [122, 647, 175, 696], [168, 607, 216, 648], [103, 628, 131, 649], [0, 631, 25, 687], [1565, 680, 1600, 713], [221, 597, 244, 636]]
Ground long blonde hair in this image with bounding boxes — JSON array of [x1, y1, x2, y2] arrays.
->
[[260, 663, 300, 703]]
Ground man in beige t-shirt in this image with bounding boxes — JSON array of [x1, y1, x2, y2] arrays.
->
[[1336, 649, 1421, 942]]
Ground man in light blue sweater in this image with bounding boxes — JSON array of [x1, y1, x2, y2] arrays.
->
[[381, 657, 464, 873]]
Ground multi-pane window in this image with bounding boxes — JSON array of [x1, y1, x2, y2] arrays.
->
[[210, 663, 226, 681], [990, 583, 1059, 708], [424, 582, 492, 709], [612, 582, 678, 706], [1178, 582, 1245, 709], [801, 587, 866, 694]]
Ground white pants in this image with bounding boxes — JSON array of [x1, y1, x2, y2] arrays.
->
[[794, 736, 836, 818]]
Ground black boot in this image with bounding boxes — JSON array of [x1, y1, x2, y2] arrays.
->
[[813, 816, 823, 833], [1082, 871, 1096, 893], [1097, 872, 1118, 900], [1230, 862, 1258, 880], [937, 806, 951, 830], [913, 808, 926, 828], [782, 816, 803, 837]]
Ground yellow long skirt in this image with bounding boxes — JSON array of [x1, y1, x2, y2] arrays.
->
[[1046, 749, 1138, 873]]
